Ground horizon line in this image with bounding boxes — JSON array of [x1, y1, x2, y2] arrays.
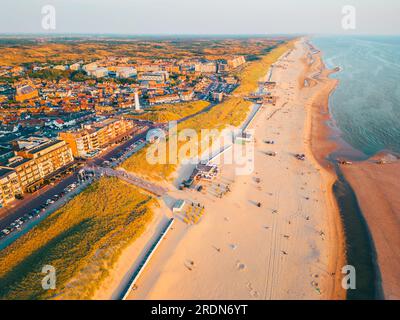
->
[[0, 32, 399, 38]]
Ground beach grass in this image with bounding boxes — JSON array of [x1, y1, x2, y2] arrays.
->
[[120, 41, 294, 181], [128, 101, 210, 123], [0, 177, 156, 300]]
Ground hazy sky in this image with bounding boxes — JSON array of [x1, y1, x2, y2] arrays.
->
[[1, 0, 399, 35]]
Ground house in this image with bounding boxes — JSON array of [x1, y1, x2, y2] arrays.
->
[[172, 199, 186, 213], [179, 90, 194, 102], [148, 94, 180, 105]]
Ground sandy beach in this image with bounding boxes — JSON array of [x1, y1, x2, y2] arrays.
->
[[341, 155, 400, 300], [98, 38, 347, 300]]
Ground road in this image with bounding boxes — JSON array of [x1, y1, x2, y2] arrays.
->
[[85, 165, 168, 197]]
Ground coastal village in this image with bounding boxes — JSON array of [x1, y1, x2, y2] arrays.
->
[[1, 0, 399, 306], [0, 34, 354, 302], [0, 53, 247, 208]]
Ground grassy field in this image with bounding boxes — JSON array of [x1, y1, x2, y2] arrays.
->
[[0, 177, 156, 300], [120, 42, 295, 181], [129, 101, 210, 123]]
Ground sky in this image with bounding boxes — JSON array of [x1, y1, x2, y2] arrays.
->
[[0, 0, 399, 35]]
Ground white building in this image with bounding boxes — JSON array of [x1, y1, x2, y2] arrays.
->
[[91, 67, 109, 78], [195, 62, 217, 73], [70, 63, 81, 71], [116, 67, 137, 79]]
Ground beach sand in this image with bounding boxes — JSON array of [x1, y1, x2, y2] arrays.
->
[[115, 39, 347, 300], [341, 156, 400, 300]]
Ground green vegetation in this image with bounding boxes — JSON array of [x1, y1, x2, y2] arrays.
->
[[0, 38, 281, 66], [69, 70, 91, 82], [0, 177, 156, 300], [121, 97, 251, 181], [235, 41, 295, 96], [121, 41, 294, 182], [129, 101, 210, 123], [27, 69, 72, 81]]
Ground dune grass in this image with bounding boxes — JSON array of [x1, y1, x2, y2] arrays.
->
[[121, 97, 252, 181], [129, 101, 210, 123], [121, 41, 294, 181], [234, 41, 295, 96], [0, 177, 156, 300]]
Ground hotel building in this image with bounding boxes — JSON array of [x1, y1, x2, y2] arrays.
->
[[0, 137, 74, 199], [0, 168, 23, 208], [59, 118, 134, 158]]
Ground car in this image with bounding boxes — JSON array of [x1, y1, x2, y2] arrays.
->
[[2, 228, 11, 235]]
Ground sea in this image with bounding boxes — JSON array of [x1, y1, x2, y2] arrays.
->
[[311, 36, 400, 299], [312, 36, 400, 158]]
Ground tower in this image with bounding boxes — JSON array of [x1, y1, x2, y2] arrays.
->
[[134, 91, 141, 111]]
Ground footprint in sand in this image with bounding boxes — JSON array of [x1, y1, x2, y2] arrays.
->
[[246, 282, 259, 298], [236, 261, 246, 271]]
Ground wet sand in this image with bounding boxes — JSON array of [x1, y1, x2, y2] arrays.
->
[[341, 156, 400, 300]]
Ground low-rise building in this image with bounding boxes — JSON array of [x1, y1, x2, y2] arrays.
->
[[148, 94, 180, 105], [91, 67, 109, 78], [138, 71, 169, 83], [70, 63, 81, 71], [226, 56, 246, 69], [195, 62, 217, 73], [15, 84, 39, 102], [179, 90, 195, 101], [116, 67, 137, 79]]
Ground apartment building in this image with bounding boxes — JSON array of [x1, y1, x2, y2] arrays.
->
[[195, 62, 217, 73], [59, 118, 134, 158], [3, 157, 42, 193], [226, 56, 246, 69], [0, 168, 22, 208], [0, 137, 74, 197], [138, 71, 169, 83], [148, 94, 180, 105], [116, 67, 137, 79]]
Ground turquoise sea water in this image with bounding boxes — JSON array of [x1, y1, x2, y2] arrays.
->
[[312, 36, 400, 157]]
